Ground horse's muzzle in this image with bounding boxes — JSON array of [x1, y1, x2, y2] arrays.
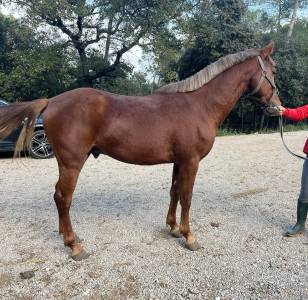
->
[[263, 105, 280, 116]]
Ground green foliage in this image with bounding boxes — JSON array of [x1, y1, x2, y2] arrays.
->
[[217, 128, 242, 136], [177, 1, 261, 79], [282, 122, 308, 132], [5, 0, 186, 86], [147, 29, 182, 84], [100, 72, 152, 96], [0, 13, 75, 101], [273, 37, 308, 106], [264, 18, 308, 111]]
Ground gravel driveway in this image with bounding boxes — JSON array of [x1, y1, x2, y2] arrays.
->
[[0, 131, 307, 300]]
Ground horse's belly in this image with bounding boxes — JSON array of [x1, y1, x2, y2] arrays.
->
[[97, 137, 174, 165]]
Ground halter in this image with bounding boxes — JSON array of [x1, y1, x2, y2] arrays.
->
[[247, 56, 279, 110], [248, 56, 308, 160]]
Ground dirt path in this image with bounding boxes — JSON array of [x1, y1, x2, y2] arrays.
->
[[0, 131, 307, 299]]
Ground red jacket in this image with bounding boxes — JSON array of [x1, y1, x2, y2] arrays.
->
[[283, 104, 308, 154]]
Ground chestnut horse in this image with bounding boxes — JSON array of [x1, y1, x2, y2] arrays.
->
[[0, 43, 281, 260]]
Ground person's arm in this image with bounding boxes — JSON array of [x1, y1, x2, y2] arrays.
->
[[279, 104, 308, 122]]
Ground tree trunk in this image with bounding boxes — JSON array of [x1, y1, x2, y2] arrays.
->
[[77, 46, 91, 86], [277, 0, 282, 31], [104, 17, 113, 61], [241, 105, 244, 132], [259, 112, 265, 132], [253, 104, 257, 132], [288, 0, 300, 38]]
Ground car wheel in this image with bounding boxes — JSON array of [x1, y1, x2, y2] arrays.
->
[[30, 130, 53, 159]]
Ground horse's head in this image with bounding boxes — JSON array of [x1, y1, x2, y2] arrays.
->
[[248, 42, 281, 114]]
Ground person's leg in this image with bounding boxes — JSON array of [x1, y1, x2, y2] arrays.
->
[[285, 158, 308, 237]]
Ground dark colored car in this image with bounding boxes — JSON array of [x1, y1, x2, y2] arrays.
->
[[0, 99, 53, 159]]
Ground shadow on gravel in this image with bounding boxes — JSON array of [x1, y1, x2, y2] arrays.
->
[[0, 152, 14, 159]]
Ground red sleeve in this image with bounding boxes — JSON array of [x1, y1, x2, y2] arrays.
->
[[283, 104, 308, 122]]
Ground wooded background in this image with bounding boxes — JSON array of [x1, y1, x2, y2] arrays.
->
[[0, 0, 307, 132]]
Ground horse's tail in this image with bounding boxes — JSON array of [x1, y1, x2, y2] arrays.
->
[[0, 99, 49, 158]]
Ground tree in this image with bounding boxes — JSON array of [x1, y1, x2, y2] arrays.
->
[[252, 0, 308, 34], [287, 0, 308, 38], [288, 0, 300, 37], [7, 0, 185, 86], [0, 12, 75, 101], [146, 29, 183, 85], [101, 71, 152, 95], [271, 25, 308, 106], [177, 0, 260, 79]]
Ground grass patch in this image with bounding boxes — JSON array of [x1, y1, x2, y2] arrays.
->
[[259, 124, 308, 134], [218, 123, 308, 136], [217, 128, 242, 136], [282, 124, 308, 132]]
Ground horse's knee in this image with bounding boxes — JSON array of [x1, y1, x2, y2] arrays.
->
[[170, 185, 177, 198], [180, 198, 192, 209]]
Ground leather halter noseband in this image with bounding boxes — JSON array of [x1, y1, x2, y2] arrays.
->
[[247, 56, 279, 109]]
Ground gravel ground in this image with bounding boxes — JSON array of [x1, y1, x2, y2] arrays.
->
[[0, 131, 307, 300]]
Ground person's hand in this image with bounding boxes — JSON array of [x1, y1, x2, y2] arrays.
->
[[277, 106, 285, 116]]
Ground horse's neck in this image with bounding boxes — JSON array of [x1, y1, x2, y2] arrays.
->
[[194, 58, 257, 127]]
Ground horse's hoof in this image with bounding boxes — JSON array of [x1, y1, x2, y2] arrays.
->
[[186, 241, 202, 251], [171, 230, 182, 238], [71, 249, 90, 261]]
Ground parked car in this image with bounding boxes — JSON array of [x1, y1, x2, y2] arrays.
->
[[0, 99, 53, 159]]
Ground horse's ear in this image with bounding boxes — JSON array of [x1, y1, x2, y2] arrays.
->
[[261, 42, 275, 59]]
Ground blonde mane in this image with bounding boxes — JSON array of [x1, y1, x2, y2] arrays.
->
[[155, 49, 261, 94]]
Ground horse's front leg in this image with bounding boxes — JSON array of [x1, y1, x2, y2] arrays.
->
[[166, 164, 182, 237], [178, 158, 201, 251]]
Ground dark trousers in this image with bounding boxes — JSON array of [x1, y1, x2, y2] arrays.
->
[[299, 157, 308, 203]]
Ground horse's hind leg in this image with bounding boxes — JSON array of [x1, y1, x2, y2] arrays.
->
[[166, 164, 182, 237], [54, 163, 89, 260]]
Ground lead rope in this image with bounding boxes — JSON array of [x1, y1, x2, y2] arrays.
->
[[279, 115, 308, 160]]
